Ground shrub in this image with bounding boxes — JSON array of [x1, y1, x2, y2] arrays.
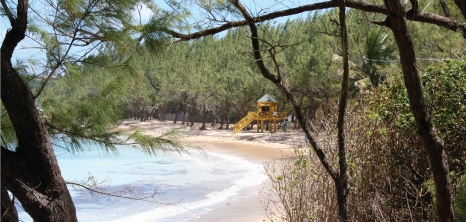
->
[[263, 60, 465, 221]]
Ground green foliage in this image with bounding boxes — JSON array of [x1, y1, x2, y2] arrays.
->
[[127, 128, 184, 155], [369, 60, 466, 140], [367, 59, 466, 188], [2, 0, 463, 220], [121, 7, 463, 128], [1, 103, 16, 150], [38, 55, 184, 154], [40, 60, 128, 152], [361, 29, 396, 85], [455, 176, 466, 221], [1, 0, 187, 154], [43, 64, 124, 120], [423, 60, 466, 143], [368, 72, 415, 130]]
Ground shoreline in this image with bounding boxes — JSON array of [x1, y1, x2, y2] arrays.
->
[[186, 142, 294, 222], [115, 119, 303, 221]]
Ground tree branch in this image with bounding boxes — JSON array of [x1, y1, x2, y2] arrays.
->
[[32, 66, 60, 99], [1, 0, 15, 25], [371, 18, 391, 28], [164, 0, 465, 44], [1, 184, 19, 221], [1, 0, 28, 59], [439, 0, 451, 17], [454, 0, 466, 20], [409, 0, 420, 14], [45, 122, 124, 147], [231, 0, 338, 180], [407, 10, 466, 37], [66, 181, 179, 205]]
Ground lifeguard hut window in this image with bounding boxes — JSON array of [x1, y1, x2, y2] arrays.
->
[[261, 106, 270, 112]]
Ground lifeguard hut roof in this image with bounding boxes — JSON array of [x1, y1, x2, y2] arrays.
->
[[257, 94, 277, 102]]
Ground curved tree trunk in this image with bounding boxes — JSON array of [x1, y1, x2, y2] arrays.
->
[[383, 0, 454, 221], [1, 2, 77, 221], [1, 185, 18, 222], [232, 1, 349, 220]]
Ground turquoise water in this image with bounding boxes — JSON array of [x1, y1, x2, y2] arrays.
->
[[17, 144, 267, 221]]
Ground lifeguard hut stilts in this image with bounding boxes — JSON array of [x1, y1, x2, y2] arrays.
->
[[233, 94, 286, 134]]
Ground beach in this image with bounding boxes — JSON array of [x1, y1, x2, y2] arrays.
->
[[115, 119, 304, 221], [16, 119, 304, 222]]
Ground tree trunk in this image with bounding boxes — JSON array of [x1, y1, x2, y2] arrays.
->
[[308, 97, 319, 123], [2, 59, 78, 222], [174, 107, 179, 124], [211, 116, 217, 128], [335, 1, 350, 220], [1, 186, 18, 222], [200, 105, 207, 130], [139, 108, 144, 121], [1, 1, 77, 221], [190, 107, 195, 127], [454, 0, 466, 20], [219, 113, 225, 129], [158, 108, 165, 122], [226, 107, 231, 129], [383, 0, 454, 221], [293, 119, 299, 130], [158, 107, 162, 121], [231, 0, 349, 221], [152, 107, 157, 119], [143, 107, 149, 121]]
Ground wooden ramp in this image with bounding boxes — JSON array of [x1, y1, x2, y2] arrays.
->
[[232, 112, 258, 134]]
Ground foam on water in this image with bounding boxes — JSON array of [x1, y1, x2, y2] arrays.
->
[[17, 145, 267, 222]]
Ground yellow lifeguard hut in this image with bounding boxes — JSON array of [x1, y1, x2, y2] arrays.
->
[[233, 94, 286, 134]]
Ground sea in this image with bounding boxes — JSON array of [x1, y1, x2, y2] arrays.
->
[[16, 143, 267, 221]]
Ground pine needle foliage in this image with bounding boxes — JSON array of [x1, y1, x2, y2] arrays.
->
[[37, 54, 184, 155], [126, 128, 184, 156]]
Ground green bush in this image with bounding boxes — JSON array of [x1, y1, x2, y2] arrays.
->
[[368, 60, 466, 175], [358, 60, 466, 220]]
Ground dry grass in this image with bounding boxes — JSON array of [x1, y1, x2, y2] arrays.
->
[[262, 102, 437, 221]]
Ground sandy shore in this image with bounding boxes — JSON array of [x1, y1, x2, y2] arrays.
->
[[116, 119, 305, 221]]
